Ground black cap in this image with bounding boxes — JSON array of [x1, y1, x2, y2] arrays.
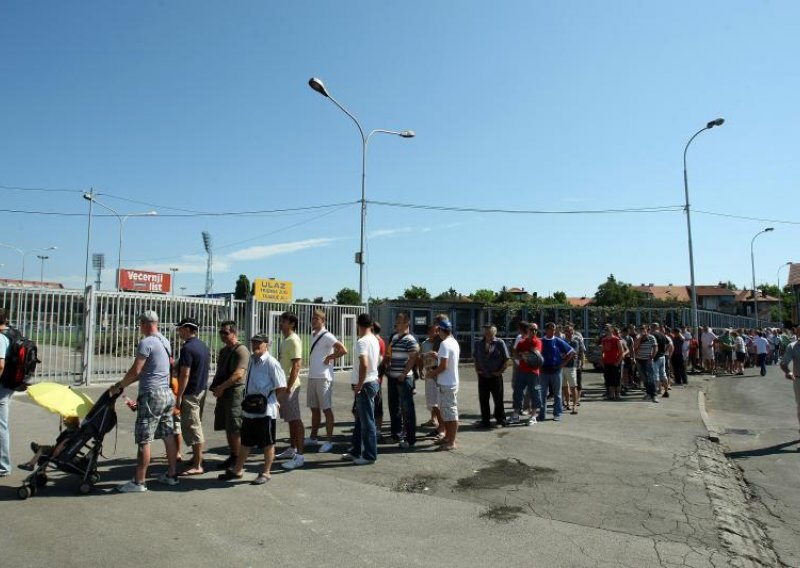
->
[[250, 333, 269, 344], [176, 317, 199, 330]]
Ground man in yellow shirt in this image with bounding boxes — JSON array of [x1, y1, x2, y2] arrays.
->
[[277, 312, 305, 470]]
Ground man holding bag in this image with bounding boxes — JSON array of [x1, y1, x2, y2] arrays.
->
[[218, 334, 286, 485]]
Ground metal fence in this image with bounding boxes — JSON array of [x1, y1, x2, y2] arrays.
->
[[0, 286, 366, 385]]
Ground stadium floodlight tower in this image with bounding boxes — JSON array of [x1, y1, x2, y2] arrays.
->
[[92, 253, 105, 290], [202, 231, 214, 297]]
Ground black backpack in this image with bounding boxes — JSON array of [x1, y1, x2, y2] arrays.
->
[[1, 327, 39, 392]]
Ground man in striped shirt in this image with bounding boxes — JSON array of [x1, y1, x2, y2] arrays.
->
[[634, 324, 659, 403], [384, 313, 420, 449]]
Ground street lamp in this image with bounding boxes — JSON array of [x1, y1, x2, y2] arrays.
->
[[0, 243, 58, 283], [82, 193, 157, 290], [169, 267, 179, 296], [36, 255, 50, 284], [683, 118, 724, 331], [777, 261, 792, 297], [308, 76, 415, 304], [750, 227, 774, 327]]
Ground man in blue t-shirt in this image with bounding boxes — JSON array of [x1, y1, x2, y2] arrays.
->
[[175, 317, 211, 476], [537, 322, 575, 422]]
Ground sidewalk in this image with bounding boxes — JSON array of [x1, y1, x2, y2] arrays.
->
[[0, 368, 746, 567]]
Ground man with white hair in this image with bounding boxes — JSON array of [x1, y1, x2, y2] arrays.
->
[[109, 310, 179, 492], [473, 324, 510, 428]]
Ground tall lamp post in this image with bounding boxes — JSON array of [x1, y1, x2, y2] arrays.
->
[[169, 267, 179, 296], [683, 118, 725, 331], [777, 261, 792, 324], [750, 227, 774, 327], [82, 193, 157, 290], [0, 243, 58, 283], [308, 77, 415, 304], [36, 254, 50, 284]]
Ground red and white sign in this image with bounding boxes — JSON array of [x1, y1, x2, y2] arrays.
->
[[118, 269, 171, 294]]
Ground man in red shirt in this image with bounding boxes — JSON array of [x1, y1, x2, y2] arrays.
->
[[511, 322, 542, 425], [601, 325, 626, 400]]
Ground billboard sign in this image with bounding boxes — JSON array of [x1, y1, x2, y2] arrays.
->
[[253, 278, 293, 303], [118, 269, 171, 294]]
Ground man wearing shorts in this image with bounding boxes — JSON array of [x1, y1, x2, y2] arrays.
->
[[419, 324, 443, 437], [109, 310, 179, 492], [429, 319, 460, 451], [278, 312, 305, 470], [174, 317, 210, 476], [651, 323, 670, 398], [701, 326, 717, 374], [210, 321, 249, 471], [305, 309, 347, 453], [563, 325, 586, 411], [219, 334, 287, 484]]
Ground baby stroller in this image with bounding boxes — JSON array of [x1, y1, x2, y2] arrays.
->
[[18, 390, 119, 499]]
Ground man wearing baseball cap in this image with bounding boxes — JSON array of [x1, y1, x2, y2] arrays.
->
[[109, 310, 179, 492], [175, 317, 210, 476]]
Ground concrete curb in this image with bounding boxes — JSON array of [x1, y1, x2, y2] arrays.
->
[[698, 389, 720, 443]]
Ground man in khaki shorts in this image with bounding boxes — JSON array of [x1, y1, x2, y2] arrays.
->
[[429, 319, 460, 451], [305, 310, 347, 453], [278, 312, 305, 470], [174, 317, 210, 476]]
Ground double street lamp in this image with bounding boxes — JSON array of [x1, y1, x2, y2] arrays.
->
[[308, 77, 415, 304], [82, 192, 157, 291], [683, 118, 725, 331], [750, 227, 774, 327], [0, 243, 58, 283]]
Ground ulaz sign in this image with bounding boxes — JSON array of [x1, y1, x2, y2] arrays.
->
[[253, 278, 293, 303]]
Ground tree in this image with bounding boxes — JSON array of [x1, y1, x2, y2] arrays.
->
[[335, 287, 361, 305], [593, 274, 644, 307], [434, 287, 460, 301], [471, 289, 496, 303], [720, 280, 738, 291], [313, 296, 324, 304], [234, 274, 250, 300], [495, 286, 515, 303], [552, 291, 567, 304], [402, 285, 431, 300], [295, 298, 312, 303]]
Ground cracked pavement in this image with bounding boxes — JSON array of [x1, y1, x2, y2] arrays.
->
[[0, 367, 778, 567]]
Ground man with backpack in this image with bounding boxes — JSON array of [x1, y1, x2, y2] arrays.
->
[[0, 308, 12, 476]]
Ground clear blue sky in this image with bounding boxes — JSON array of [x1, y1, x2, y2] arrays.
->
[[1, 1, 798, 299]]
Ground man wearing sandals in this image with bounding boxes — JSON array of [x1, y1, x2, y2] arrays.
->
[[429, 319, 460, 451], [174, 317, 210, 476], [218, 334, 287, 484]]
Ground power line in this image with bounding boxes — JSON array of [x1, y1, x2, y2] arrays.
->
[[0, 184, 84, 194], [694, 209, 800, 226], [0, 202, 359, 218], [368, 200, 685, 214]]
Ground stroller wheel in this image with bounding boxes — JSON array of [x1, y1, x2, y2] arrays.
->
[[17, 486, 31, 500], [90, 472, 100, 485], [78, 482, 92, 495], [35, 473, 48, 487]]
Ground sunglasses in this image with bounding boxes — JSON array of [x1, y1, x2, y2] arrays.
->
[[219, 330, 231, 336]]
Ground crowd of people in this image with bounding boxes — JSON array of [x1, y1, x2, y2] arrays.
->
[[2, 305, 799, 486]]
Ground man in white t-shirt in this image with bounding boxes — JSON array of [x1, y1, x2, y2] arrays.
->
[[0, 308, 12, 477], [429, 319, 460, 451], [305, 310, 348, 453], [754, 331, 770, 377], [342, 313, 380, 466], [700, 326, 717, 374]]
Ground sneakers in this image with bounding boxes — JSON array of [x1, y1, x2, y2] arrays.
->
[[281, 454, 305, 470], [662, 391, 669, 398], [157, 472, 180, 486], [318, 441, 333, 453], [399, 440, 411, 450], [304, 437, 320, 447], [353, 457, 374, 466], [527, 416, 537, 426], [553, 416, 561, 422], [276, 447, 297, 460], [510, 414, 520, 424], [651, 396, 660, 403], [341, 453, 355, 461], [117, 480, 147, 493]]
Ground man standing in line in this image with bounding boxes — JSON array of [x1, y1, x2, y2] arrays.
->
[[342, 313, 381, 465], [538, 322, 575, 422], [779, 327, 800, 449], [0, 309, 12, 477], [384, 313, 419, 450], [670, 327, 688, 386], [218, 334, 287, 484], [719, 329, 735, 375], [419, 323, 443, 436], [754, 331, 770, 377], [563, 325, 586, 410], [511, 322, 542, 424], [278, 312, 305, 470], [109, 311, 179, 492], [473, 324, 510, 428], [634, 324, 659, 403], [651, 323, 670, 398], [429, 319, 460, 450], [174, 318, 210, 476], [209, 321, 249, 471], [305, 309, 347, 453], [601, 325, 625, 402], [701, 326, 717, 374]]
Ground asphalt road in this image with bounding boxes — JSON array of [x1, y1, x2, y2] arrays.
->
[[0, 366, 785, 567], [705, 363, 800, 567]]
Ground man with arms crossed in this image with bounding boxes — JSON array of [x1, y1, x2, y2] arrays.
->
[[343, 313, 381, 465], [305, 309, 347, 453], [109, 311, 179, 492], [209, 321, 249, 470], [384, 313, 420, 450]]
